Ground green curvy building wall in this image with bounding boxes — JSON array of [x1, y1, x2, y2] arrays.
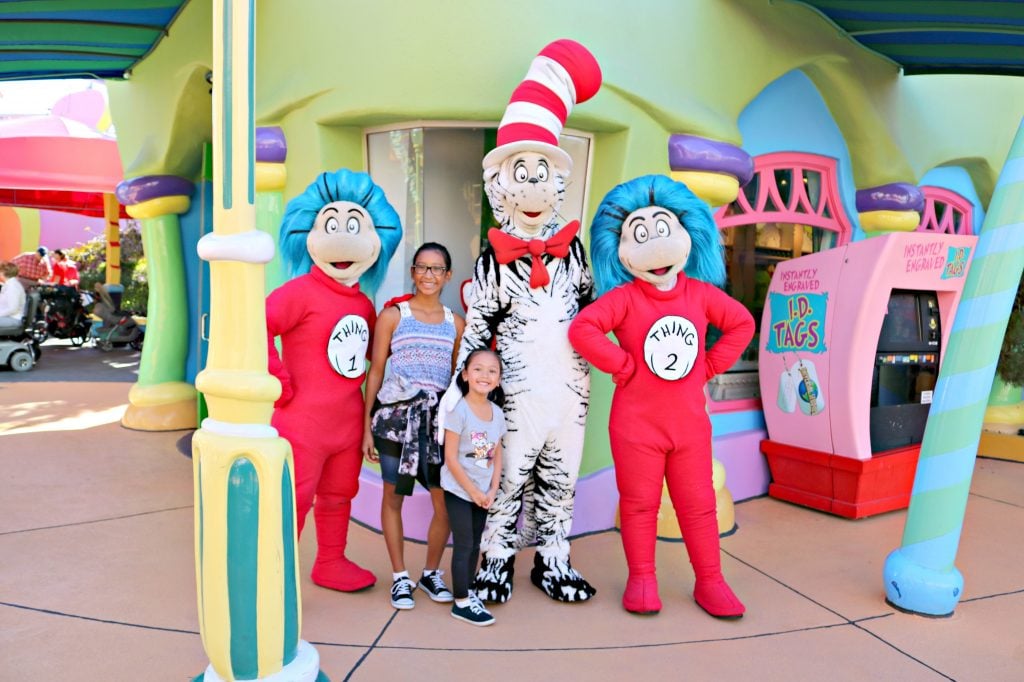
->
[[109, 0, 1024, 194], [107, 0, 1024, 473]]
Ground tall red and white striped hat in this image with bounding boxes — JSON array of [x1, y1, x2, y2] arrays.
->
[[483, 39, 602, 173]]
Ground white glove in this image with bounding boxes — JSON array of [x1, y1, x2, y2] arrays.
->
[[436, 376, 462, 445]]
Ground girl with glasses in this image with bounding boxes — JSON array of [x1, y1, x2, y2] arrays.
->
[[363, 242, 466, 610]]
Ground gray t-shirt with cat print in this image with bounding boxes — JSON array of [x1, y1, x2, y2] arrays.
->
[[440, 397, 506, 502]]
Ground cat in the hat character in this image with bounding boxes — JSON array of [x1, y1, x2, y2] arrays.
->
[[568, 175, 753, 618], [267, 169, 402, 592], [455, 39, 601, 604]]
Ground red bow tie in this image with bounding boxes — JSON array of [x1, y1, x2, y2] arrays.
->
[[488, 220, 580, 288]]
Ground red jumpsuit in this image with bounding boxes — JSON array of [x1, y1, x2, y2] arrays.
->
[[267, 266, 376, 591], [569, 274, 754, 615]]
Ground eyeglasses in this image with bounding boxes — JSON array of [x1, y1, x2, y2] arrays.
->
[[412, 264, 448, 276]]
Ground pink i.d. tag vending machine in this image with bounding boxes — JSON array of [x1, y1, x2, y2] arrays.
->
[[758, 231, 976, 518]]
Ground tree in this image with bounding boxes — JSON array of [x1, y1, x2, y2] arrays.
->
[[996, 275, 1024, 387], [68, 225, 148, 314]]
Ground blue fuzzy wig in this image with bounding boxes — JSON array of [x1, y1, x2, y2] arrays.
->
[[590, 174, 725, 296], [279, 169, 402, 297]]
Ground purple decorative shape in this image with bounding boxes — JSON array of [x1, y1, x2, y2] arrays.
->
[[353, 468, 621, 541], [115, 175, 195, 206], [668, 134, 754, 187], [354, 470, 432, 538], [256, 126, 287, 163], [855, 183, 924, 212], [353, 426, 772, 541], [712, 428, 771, 501]]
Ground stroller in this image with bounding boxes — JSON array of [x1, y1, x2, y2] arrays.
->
[[38, 284, 93, 346], [91, 284, 144, 352], [0, 290, 42, 372]]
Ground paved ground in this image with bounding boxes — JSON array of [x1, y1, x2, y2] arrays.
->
[[1, 351, 1022, 681], [0, 337, 140, 383]]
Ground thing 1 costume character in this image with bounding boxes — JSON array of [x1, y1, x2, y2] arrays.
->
[[454, 39, 602, 604], [267, 169, 402, 592], [568, 175, 754, 617]]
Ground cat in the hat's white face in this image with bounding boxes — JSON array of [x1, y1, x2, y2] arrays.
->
[[484, 151, 567, 237]]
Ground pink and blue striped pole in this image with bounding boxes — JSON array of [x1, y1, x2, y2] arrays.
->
[[884, 119, 1024, 616]]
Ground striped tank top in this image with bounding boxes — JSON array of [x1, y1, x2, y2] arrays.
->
[[388, 301, 456, 393]]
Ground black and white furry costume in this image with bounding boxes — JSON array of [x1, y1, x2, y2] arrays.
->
[[457, 153, 597, 603]]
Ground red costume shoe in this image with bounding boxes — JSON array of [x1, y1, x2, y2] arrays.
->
[[308, 497, 376, 592], [694, 576, 745, 618], [622, 574, 662, 615]]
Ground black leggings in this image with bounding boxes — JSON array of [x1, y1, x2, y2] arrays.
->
[[444, 491, 488, 599]]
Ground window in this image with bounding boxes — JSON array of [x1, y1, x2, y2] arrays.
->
[[710, 153, 853, 408], [366, 124, 593, 312], [916, 186, 973, 236]]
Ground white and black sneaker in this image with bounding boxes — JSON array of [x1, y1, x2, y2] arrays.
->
[[450, 594, 495, 627], [390, 577, 416, 610], [418, 570, 454, 603]]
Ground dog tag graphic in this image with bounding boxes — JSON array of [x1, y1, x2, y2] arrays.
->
[[777, 367, 798, 413], [794, 359, 825, 416]]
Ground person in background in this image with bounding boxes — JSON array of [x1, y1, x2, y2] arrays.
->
[[0, 262, 27, 329], [49, 249, 80, 289], [12, 247, 52, 291]]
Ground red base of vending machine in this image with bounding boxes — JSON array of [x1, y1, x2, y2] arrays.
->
[[761, 439, 920, 519]]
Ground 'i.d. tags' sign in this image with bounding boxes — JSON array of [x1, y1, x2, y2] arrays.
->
[[766, 292, 828, 354], [903, 241, 971, 278], [941, 245, 971, 280]]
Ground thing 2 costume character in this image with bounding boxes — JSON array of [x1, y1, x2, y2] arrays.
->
[[451, 39, 602, 604], [568, 175, 754, 618], [267, 169, 402, 592]]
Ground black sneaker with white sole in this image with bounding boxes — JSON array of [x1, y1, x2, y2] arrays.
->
[[390, 577, 416, 610], [418, 571, 454, 603], [450, 595, 494, 626]]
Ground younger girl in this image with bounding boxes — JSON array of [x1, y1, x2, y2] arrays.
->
[[441, 349, 506, 626], [363, 243, 465, 610]]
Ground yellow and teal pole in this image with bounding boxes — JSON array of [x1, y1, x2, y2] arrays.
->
[[191, 1, 326, 680], [115, 174, 197, 431], [884, 119, 1024, 616]]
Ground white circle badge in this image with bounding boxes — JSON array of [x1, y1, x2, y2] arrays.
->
[[643, 315, 699, 381], [327, 314, 369, 378]]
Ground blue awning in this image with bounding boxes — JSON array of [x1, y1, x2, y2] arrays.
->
[[795, 0, 1024, 76], [0, 1, 190, 81]]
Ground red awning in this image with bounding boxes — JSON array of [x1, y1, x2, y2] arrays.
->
[[0, 114, 126, 219], [0, 188, 128, 219]]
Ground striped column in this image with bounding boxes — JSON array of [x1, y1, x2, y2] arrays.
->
[[192, 1, 325, 680], [116, 174, 197, 431], [857, 183, 924, 236], [102, 193, 122, 286], [884, 120, 1024, 616]]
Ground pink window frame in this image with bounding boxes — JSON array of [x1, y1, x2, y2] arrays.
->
[[710, 152, 854, 413], [916, 186, 974, 236]]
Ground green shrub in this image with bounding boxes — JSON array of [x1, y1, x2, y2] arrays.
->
[[997, 276, 1024, 387], [68, 225, 148, 314]]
